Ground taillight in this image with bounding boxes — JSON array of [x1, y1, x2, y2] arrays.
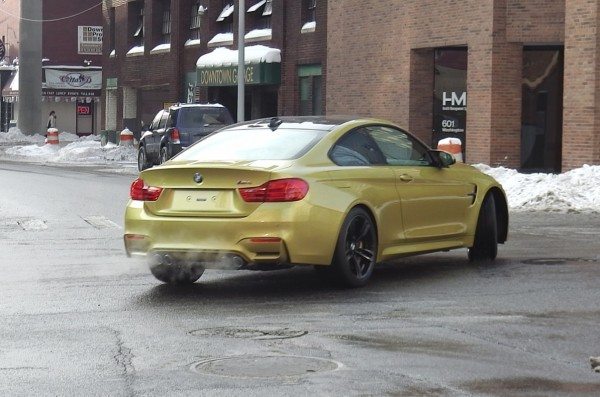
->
[[170, 128, 180, 144], [130, 178, 163, 201], [239, 178, 309, 202]]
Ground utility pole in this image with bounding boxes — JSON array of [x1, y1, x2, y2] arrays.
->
[[237, 0, 245, 122], [18, 0, 43, 135]]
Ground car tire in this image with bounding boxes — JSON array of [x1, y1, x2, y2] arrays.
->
[[468, 194, 498, 262], [159, 146, 169, 165], [329, 207, 377, 287], [150, 263, 204, 284], [137, 145, 150, 171]]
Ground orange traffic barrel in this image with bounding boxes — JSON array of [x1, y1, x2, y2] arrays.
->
[[120, 128, 134, 146], [437, 137, 463, 162], [46, 128, 59, 145]]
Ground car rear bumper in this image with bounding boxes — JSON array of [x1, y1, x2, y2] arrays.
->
[[123, 199, 343, 267]]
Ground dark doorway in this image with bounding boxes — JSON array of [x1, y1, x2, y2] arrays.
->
[[208, 86, 278, 122], [521, 47, 564, 173]]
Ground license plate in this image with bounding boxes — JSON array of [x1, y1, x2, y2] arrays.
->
[[173, 190, 232, 212]]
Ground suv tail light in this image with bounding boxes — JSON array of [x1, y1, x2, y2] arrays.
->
[[170, 128, 181, 144], [130, 178, 163, 201], [239, 178, 309, 202]]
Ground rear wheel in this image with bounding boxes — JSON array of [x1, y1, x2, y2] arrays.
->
[[137, 145, 150, 171], [150, 263, 204, 284], [468, 194, 498, 262], [159, 146, 169, 164], [329, 207, 377, 287]]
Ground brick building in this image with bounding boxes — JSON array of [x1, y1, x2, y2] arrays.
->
[[102, 0, 326, 137], [327, 0, 600, 172], [0, 0, 103, 135]]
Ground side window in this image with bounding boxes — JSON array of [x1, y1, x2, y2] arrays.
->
[[330, 128, 386, 166], [158, 111, 169, 130], [367, 126, 431, 166], [149, 111, 163, 131], [166, 110, 176, 128]]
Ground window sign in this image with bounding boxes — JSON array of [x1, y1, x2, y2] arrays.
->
[[78, 26, 103, 55], [433, 48, 467, 155]]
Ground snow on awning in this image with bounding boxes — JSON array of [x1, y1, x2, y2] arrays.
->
[[248, 0, 266, 12], [196, 45, 281, 68], [217, 4, 234, 21]]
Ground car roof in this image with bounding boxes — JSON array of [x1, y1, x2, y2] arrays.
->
[[224, 116, 393, 132], [169, 103, 226, 110]]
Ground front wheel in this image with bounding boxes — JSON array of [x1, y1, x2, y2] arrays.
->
[[329, 207, 377, 287], [468, 194, 498, 262]]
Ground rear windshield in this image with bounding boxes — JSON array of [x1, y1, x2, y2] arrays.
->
[[174, 127, 327, 161], [176, 107, 233, 128]]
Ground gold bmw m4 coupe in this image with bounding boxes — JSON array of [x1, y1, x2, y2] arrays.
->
[[124, 116, 508, 287]]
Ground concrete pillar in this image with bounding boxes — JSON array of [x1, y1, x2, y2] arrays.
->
[[17, 0, 43, 136], [563, 0, 600, 170], [105, 90, 118, 131]]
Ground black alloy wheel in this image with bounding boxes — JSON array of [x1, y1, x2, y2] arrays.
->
[[330, 207, 377, 287], [468, 194, 498, 262], [138, 146, 150, 171]]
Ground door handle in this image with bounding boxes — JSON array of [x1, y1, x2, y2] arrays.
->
[[399, 174, 413, 182]]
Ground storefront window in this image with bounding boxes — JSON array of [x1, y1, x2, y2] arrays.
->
[[433, 48, 467, 159], [298, 64, 322, 116], [521, 47, 564, 173]]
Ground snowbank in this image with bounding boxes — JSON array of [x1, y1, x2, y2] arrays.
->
[[1, 129, 136, 165], [475, 164, 600, 213]]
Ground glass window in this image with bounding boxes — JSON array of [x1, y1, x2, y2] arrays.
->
[[159, 111, 169, 129], [149, 111, 163, 131], [132, 2, 144, 46], [367, 126, 431, 166], [174, 127, 327, 162], [306, 0, 316, 23], [330, 129, 386, 166], [190, 2, 205, 40], [162, 3, 171, 43], [298, 65, 323, 116]]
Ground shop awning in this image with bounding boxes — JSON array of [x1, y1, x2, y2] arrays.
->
[[196, 45, 281, 86]]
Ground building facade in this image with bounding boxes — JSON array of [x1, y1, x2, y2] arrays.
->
[[0, 0, 103, 135], [327, 0, 600, 172], [102, 0, 326, 138]]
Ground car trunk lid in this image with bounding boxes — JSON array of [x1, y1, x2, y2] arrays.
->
[[140, 162, 275, 218]]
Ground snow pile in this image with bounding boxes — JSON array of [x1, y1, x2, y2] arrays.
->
[[0, 128, 45, 144], [475, 164, 600, 213], [1, 128, 135, 165]]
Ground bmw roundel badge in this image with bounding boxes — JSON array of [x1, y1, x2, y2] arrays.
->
[[193, 173, 203, 184]]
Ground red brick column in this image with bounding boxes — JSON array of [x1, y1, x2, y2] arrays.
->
[[563, 0, 600, 170]]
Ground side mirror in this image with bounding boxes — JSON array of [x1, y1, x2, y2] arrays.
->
[[429, 150, 456, 168]]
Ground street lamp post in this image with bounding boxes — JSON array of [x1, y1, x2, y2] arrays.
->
[[237, 0, 245, 122]]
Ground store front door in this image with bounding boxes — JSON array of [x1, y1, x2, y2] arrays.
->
[[521, 47, 564, 173]]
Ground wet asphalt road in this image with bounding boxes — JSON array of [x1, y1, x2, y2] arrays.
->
[[1, 161, 599, 396]]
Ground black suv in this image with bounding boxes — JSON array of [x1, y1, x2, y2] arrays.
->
[[137, 103, 234, 171]]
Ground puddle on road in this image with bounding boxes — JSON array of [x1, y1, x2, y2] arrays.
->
[[522, 257, 599, 266], [462, 377, 600, 396], [333, 334, 470, 355], [189, 326, 308, 340]]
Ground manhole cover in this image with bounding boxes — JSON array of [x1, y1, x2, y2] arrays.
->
[[189, 327, 307, 340], [191, 355, 341, 378]]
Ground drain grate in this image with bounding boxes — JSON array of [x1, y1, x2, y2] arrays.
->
[[189, 327, 307, 340], [191, 354, 341, 378]]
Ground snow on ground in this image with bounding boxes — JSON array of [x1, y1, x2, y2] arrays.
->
[[1, 127, 599, 213], [0, 128, 137, 165], [475, 164, 600, 213]]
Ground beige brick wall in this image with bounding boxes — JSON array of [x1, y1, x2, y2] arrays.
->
[[563, 0, 600, 170]]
